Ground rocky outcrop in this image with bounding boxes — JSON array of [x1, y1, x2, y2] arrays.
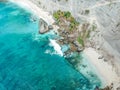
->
[[48, 25, 53, 30], [39, 19, 53, 34]]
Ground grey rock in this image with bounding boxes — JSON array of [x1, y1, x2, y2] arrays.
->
[[60, 37, 64, 40], [63, 41, 68, 44], [48, 25, 53, 30], [117, 87, 120, 90], [68, 34, 74, 38], [39, 19, 49, 34], [77, 47, 83, 52], [98, 55, 104, 59], [73, 41, 81, 47], [96, 45, 100, 50]]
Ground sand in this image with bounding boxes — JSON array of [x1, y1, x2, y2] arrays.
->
[[84, 47, 120, 87], [9, 0, 54, 25]]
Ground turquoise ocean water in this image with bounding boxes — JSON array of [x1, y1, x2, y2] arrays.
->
[[0, 2, 101, 90]]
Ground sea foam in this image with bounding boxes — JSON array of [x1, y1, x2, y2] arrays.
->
[[49, 39, 63, 56]]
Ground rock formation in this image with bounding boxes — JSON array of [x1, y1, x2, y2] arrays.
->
[[39, 19, 53, 34]]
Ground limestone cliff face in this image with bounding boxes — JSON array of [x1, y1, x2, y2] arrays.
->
[[30, 0, 120, 74]]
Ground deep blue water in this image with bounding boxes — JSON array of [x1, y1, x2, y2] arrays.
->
[[0, 2, 101, 90]]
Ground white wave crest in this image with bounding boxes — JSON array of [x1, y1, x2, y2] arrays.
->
[[49, 39, 63, 56]]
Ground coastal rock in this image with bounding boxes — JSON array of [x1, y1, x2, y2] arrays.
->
[[39, 19, 49, 34], [73, 41, 84, 52], [70, 44, 77, 52], [98, 55, 104, 59], [117, 87, 120, 90], [77, 47, 83, 52], [68, 38, 74, 43], [57, 40, 64, 45], [63, 41, 68, 44], [64, 51, 73, 59], [59, 37, 64, 40], [68, 34, 75, 38], [48, 25, 53, 30], [73, 41, 80, 47]]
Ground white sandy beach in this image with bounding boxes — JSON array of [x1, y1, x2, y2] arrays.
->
[[84, 48, 120, 87], [9, 0, 54, 25]]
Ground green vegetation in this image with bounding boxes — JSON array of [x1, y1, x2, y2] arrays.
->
[[64, 11, 71, 18], [53, 10, 79, 31], [86, 30, 91, 38], [69, 21, 79, 31], [77, 36, 84, 47], [53, 10, 62, 20], [53, 10, 91, 49]]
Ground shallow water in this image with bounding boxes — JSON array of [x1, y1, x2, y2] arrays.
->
[[0, 2, 101, 90]]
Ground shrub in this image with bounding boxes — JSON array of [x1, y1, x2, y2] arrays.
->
[[53, 10, 80, 31], [77, 36, 84, 47], [86, 30, 91, 38], [64, 11, 71, 18], [53, 12, 59, 20]]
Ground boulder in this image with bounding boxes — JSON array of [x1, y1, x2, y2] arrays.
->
[[98, 55, 104, 59], [73, 41, 80, 47], [39, 19, 49, 34], [59, 37, 64, 42], [77, 47, 83, 52], [68, 38, 74, 43], [117, 87, 120, 90], [73, 41, 83, 49], [63, 41, 68, 44], [48, 25, 53, 30], [70, 44, 77, 52], [68, 34, 75, 38], [96, 45, 100, 50]]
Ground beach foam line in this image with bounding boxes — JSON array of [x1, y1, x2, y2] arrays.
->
[[9, 0, 54, 25], [49, 39, 63, 56], [83, 47, 120, 86]]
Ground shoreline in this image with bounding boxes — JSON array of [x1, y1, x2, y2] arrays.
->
[[8, 0, 120, 89], [83, 48, 120, 88], [9, 0, 54, 25]]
